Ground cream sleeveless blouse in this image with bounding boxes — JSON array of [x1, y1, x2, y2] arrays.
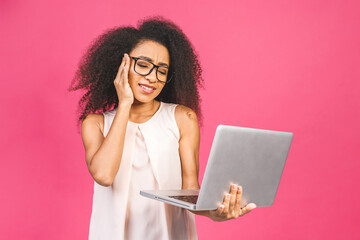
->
[[88, 102, 197, 240]]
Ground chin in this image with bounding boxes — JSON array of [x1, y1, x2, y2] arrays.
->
[[133, 89, 163, 104], [133, 94, 159, 104]]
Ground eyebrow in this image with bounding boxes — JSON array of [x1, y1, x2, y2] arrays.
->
[[137, 55, 169, 68]]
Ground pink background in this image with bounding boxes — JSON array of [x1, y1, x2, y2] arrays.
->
[[1, 0, 359, 239]]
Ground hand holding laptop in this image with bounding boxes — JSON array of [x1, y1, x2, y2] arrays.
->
[[198, 183, 257, 222]]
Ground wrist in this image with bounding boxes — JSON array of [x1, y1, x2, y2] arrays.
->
[[118, 101, 132, 109]]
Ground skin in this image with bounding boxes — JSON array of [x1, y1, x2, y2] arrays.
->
[[81, 40, 256, 222]]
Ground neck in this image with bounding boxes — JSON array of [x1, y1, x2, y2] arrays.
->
[[129, 100, 159, 118]]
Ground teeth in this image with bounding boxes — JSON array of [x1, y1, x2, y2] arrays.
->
[[140, 85, 154, 91]]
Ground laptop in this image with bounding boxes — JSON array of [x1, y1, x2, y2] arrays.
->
[[140, 125, 293, 211]]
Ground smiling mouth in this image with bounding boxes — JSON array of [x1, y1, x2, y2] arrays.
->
[[139, 84, 156, 91]]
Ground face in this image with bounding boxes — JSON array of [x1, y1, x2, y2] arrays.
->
[[128, 40, 170, 104]]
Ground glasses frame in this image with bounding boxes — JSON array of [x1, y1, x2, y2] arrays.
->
[[129, 56, 174, 83]]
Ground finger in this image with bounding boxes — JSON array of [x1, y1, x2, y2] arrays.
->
[[216, 204, 225, 215], [240, 203, 256, 216], [124, 53, 130, 70], [229, 184, 238, 214], [122, 65, 129, 86], [123, 54, 131, 83], [115, 54, 127, 81], [223, 193, 231, 215], [235, 185, 242, 216]]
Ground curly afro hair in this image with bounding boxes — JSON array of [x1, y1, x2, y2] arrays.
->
[[69, 16, 203, 128]]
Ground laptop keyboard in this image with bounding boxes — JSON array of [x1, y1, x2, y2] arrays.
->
[[169, 195, 198, 204]]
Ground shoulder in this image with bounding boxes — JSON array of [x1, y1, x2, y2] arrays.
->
[[81, 113, 104, 136], [174, 105, 199, 136], [175, 105, 198, 123]]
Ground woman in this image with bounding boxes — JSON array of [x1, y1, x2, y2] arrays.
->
[[69, 16, 256, 240]]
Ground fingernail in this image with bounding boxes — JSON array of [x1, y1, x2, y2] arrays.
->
[[226, 194, 231, 199], [219, 205, 224, 209], [238, 186, 242, 191], [232, 185, 237, 190]]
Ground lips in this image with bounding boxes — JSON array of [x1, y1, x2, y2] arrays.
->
[[138, 83, 156, 94]]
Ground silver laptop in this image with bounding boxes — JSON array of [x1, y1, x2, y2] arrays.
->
[[140, 125, 293, 211]]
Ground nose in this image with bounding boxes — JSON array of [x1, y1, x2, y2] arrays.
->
[[145, 68, 157, 83]]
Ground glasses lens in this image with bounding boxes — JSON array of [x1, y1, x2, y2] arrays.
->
[[135, 59, 152, 75], [156, 67, 169, 82]]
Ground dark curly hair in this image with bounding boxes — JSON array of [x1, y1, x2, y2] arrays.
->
[[69, 16, 203, 129]]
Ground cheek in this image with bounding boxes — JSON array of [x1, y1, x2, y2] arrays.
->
[[155, 84, 165, 95]]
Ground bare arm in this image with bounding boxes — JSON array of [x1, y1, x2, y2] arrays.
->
[[175, 105, 201, 190], [81, 53, 134, 186], [81, 103, 131, 186], [175, 105, 211, 217]]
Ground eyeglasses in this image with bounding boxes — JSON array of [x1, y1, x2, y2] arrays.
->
[[129, 56, 174, 83]]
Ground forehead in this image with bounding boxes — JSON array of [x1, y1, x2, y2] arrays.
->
[[130, 40, 170, 65]]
